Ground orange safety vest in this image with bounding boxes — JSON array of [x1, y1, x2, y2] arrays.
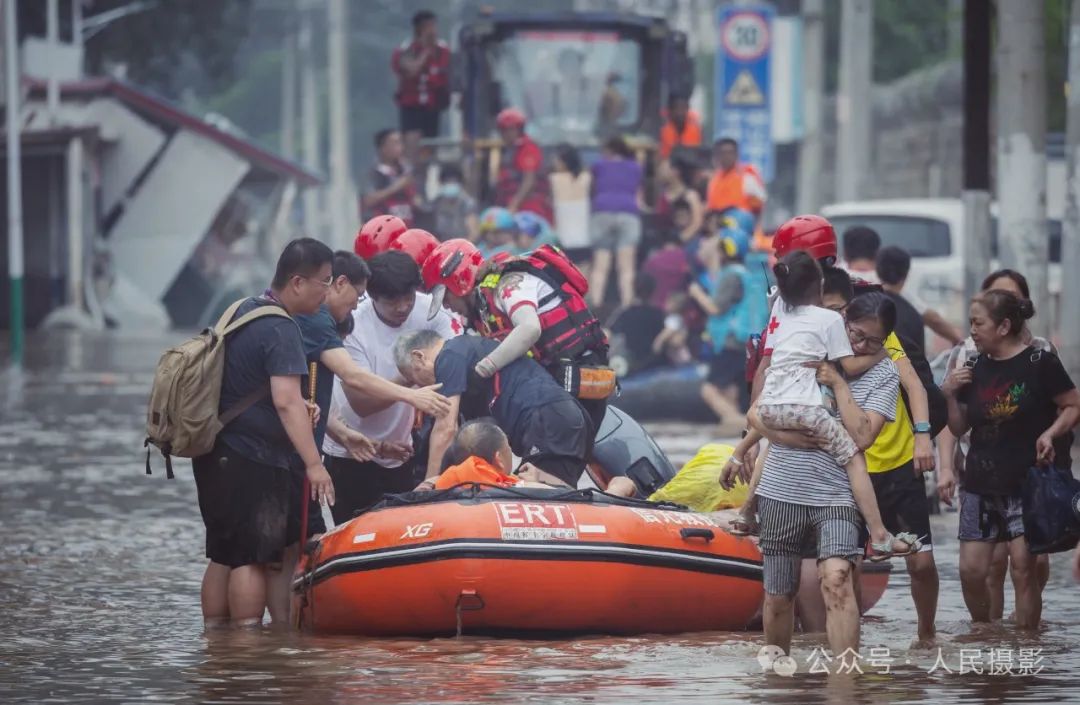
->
[[659, 112, 703, 159], [706, 163, 766, 215], [435, 456, 519, 490]]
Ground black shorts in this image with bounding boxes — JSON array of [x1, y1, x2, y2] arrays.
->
[[515, 398, 595, 487], [324, 455, 419, 525], [193, 443, 292, 568], [706, 347, 744, 388], [399, 106, 441, 137], [287, 464, 327, 544], [869, 460, 933, 548]]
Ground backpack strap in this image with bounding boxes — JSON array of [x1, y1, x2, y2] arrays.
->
[[218, 386, 269, 427], [213, 298, 249, 334], [222, 304, 291, 337]]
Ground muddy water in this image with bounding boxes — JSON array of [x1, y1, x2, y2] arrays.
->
[[2, 330, 1079, 704]]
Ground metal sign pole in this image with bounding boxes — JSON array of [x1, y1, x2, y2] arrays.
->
[[5, 0, 23, 367]]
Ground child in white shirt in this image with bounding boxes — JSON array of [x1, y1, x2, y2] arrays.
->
[[729, 251, 919, 560]]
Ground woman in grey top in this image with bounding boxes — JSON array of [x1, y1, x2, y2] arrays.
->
[[741, 292, 903, 662]]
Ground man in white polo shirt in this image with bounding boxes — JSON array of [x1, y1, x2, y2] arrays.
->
[[323, 250, 460, 524]]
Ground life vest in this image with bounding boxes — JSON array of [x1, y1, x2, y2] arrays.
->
[[392, 39, 451, 110], [473, 244, 608, 367], [494, 137, 553, 222]]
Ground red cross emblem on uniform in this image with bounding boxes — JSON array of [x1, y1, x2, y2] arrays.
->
[[767, 317, 780, 335]]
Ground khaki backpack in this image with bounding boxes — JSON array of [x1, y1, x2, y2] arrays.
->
[[144, 298, 292, 478]]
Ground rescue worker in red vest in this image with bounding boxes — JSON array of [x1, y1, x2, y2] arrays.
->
[[361, 129, 419, 226], [706, 137, 767, 218], [391, 9, 451, 160], [423, 238, 613, 431], [493, 108, 554, 223]]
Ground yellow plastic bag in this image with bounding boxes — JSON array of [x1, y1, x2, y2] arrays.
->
[[648, 443, 750, 512]]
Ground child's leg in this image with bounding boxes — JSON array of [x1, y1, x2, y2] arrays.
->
[[798, 407, 916, 556], [734, 444, 769, 531]]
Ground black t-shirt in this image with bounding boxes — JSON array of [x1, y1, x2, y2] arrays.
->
[[610, 304, 665, 374], [961, 347, 1076, 495], [885, 291, 925, 356], [434, 336, 568, 450], [294, 305, 345, 449], [217, 297, 307, 470]]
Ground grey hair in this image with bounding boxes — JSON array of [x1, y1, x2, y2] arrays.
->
[[392, 328, 445, 375]]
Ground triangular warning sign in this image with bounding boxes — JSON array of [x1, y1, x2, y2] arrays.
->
[[725, 70, 765, 106]]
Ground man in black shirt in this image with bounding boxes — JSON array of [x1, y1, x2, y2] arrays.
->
[[876, 244, 963, 349], [193, 238, 335, 629], [393, 329, 595, 489]]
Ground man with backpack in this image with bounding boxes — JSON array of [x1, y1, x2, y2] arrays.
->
[[187, 238, 336, 629]]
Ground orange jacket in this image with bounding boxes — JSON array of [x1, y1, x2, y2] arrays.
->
[[706, 163, 766, 214], [659, 112, 703, 159], [435, 456, 520, 490]]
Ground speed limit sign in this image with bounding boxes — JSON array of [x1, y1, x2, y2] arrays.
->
[[720, 11, 770, 61]]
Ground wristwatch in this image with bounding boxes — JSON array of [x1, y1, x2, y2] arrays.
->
[[913, 421, 931, 435]]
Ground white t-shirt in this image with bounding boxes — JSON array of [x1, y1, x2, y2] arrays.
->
[[551, 171, 592, 250], [758, 299, 853, 407], [842, 263, 879, 285], [322, 292, 461, 467], [493, 271, 560, 317]]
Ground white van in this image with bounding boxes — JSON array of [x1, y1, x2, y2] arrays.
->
[[821, 199, 1062, 346]]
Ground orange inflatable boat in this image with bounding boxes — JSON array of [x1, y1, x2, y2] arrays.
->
[[293, 486, 766, 636]]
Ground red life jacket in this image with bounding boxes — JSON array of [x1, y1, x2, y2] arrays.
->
[[494, 137, 553, 222], [474, 245, 607, 367]]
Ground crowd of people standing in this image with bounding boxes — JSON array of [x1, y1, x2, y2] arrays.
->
[[163, 8, 1080, 660]]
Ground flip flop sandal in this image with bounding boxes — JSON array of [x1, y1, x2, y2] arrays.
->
[[868, 532, 925, 563]]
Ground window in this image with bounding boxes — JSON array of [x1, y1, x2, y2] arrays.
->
[[828, 216, 952, 257], [490, 30, 642, 144]]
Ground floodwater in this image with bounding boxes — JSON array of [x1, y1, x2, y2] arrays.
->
[[2, 330, 1080, 704]]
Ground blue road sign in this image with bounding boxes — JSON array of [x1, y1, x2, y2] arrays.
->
[[714, 4, 775, 183]]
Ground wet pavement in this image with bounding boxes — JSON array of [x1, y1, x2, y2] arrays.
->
[[2, 330, 1080, 704]]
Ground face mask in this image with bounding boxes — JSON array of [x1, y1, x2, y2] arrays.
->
[[438, 182, 463, 199]]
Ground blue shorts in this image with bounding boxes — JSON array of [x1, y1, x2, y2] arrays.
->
[[958, 489, 1024, 543]]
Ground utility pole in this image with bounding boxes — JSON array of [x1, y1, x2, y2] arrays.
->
[[280, 30, 297, 162], [298, 1, 322, 239], [4, 0, 23, 366], [1061, 0, 1080, 383], [796, 0, 824, 213], [326, 0, 354, 250], [835, 0, 873, 202], [962, 0, 992, 307], [996, 1, 1049, 337], [46, 0, 59, 121]]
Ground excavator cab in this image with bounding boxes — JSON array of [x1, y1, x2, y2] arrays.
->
[[454, 11, 693, 203]]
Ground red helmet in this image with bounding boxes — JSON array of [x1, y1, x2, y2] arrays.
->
[[422, 239, 483, 296], [772, 214, 837, 265], [388, 228, 440, 268], [354, 215, 407, 259], [422, 239, 484, 319], [495, 107, 527, 130]]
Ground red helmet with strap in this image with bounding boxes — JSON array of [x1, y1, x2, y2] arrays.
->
[[772, 214, 837, 265], [354, 215, 407, 259], [388, 228, 439, 268], [495, 107, 527, 130], [423, 238, 484, 319]]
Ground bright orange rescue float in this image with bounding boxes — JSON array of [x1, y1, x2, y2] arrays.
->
[[293, 486, 766, 636]]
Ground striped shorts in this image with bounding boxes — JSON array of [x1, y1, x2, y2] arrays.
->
[[757, 496, 864, 597]]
